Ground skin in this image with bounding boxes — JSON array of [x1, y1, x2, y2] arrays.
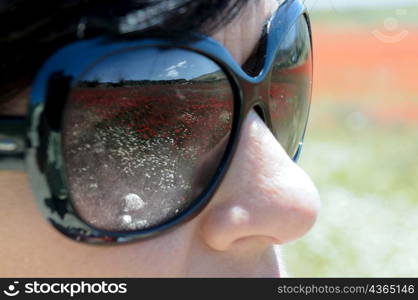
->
[[0, 0, 320, 277]]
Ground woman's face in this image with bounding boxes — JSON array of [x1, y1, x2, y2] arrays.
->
[[0, 0, 320, 277]]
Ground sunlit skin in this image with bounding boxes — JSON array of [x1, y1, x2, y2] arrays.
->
[[0, 0, 320, 277]]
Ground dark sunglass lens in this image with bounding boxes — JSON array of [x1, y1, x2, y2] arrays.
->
[[269, 15, 312, 159], [62, 48, 234, 232]]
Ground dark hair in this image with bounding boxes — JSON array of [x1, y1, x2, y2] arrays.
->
[[0, 0, 250, 104]]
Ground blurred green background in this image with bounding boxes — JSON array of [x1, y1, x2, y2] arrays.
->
[[282, 0, 418, 277]]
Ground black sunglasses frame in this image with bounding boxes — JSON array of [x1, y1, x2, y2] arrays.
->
[[0, 0, 312, 244]]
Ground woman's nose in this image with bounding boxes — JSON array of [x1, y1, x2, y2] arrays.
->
[[200, 109, 320, 251]]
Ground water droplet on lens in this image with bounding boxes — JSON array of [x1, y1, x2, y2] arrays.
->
[[136, 220, 148, 227], [123, 193, 145, 212], [122, 215, 132, 223], [89, 183, 98, 189], [124, 218, 148, 230]]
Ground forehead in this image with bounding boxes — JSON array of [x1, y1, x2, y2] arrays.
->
[[211, 0, 279, 65]]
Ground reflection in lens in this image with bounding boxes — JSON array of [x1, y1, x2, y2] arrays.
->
[[62, 48, 233, 231], [269, 16, 312, 158]]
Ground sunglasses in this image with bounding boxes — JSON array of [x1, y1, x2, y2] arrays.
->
[[0, 0, 312, 244]]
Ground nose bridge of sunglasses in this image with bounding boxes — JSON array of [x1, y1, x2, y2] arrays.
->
[[240, 78, 272, 128]]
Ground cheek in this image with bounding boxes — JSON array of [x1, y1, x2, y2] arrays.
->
[[0, 171, 50, 275], [0, 171, 37, 231], [0, 171, 194, 277]]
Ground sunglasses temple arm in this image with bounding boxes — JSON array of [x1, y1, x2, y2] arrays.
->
[[0, 117, 27, 170], [292, 142, 303, 163]]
